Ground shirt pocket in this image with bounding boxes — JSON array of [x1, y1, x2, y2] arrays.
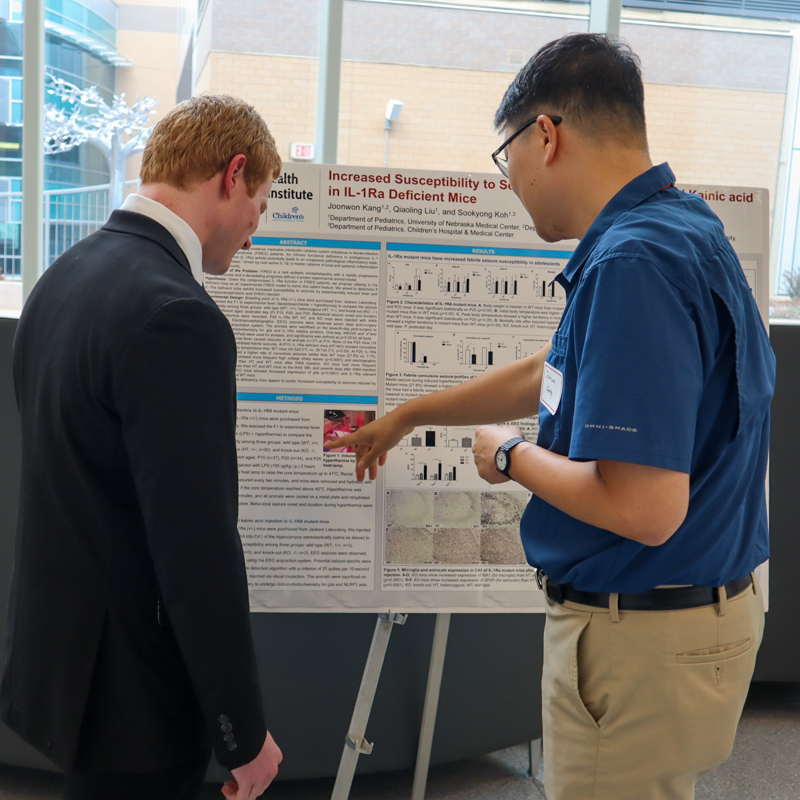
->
[[550, 330, 569, 360], [538, 330, 569, 449]]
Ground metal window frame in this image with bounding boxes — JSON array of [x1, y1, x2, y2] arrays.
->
[[22, 0, 44, 301]]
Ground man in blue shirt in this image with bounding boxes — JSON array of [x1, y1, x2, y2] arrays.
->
[[329, 34, 775, 799]]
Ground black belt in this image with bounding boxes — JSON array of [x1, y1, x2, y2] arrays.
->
[[542, 574, 753, 611]]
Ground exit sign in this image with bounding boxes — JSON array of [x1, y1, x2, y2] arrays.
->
[[290, 143, 315, 161]]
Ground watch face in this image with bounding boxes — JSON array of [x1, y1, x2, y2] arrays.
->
[[495, 450, 508, 472]]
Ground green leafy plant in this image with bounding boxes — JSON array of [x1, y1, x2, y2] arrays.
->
[[782, 269, 800, 301]]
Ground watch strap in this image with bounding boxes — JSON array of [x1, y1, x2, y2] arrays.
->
[[496, 436, 528, 477]]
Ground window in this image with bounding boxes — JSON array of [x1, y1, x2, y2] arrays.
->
[[3, 0, 799, 317]]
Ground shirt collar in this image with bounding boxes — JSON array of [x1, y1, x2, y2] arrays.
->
[[557, 162, 676, 287], [120, 193, 204, 286]]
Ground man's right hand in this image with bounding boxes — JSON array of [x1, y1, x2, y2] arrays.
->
[[223, 732, 282, 800], [323, 409, 412, 481], [322, 345, 551, 482]]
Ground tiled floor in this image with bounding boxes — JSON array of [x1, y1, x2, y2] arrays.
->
[[0, 684, 798, 799]]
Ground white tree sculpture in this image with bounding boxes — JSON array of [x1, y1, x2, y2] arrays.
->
[[43, 74, 158, 210]]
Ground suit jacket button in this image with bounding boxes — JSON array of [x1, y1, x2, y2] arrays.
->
[[218, 715, 229, 724], [221, 723, 233, 733], [224, 733, 235, 742], [227, 742, 238, 751]]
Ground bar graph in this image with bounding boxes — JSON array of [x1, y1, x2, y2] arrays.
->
[[534, 273, 557, 298], [385, 445, 506, 489], [406, 452, 468, 484], [387, 421, 538, 489], [398, 335, 439, 366], [387, 254, 568, 304], [460, 343, 494, 367], [388, 263, 432, 293], [438, 269, 475, 294], [393, 330, 545, 374], [400, 426, 476, 449], [488, 273, 521, 296]]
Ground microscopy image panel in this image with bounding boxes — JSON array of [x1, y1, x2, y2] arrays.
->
[[481, 526, 527, 565], [385, 491, 434, 528], [480, 492, 529, 527], [434, 491, 481, 528], [385, 527, 434, 564], [433, 528, 481, 565]]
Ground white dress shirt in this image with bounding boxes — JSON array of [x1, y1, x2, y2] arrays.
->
[[120, 194, 204, 286]]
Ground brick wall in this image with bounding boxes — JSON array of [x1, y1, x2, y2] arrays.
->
[[622, 22, 792, 93], [116, 0, 190, 182], [198, 52, 785, 199], [210, 0, 792, 94], [646, 82, 784, 194]]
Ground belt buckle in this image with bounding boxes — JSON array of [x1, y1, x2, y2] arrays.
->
[[533, 568, 544, 592]]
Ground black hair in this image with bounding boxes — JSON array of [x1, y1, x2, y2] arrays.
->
[[494, 34, 647, 146]]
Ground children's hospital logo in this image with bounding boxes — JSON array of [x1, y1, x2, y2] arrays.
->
[[272, 206, 305, 222]]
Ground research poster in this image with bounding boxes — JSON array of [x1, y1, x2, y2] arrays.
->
[[204, 164, 769, 613]]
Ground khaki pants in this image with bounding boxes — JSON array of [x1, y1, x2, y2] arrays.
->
[[542, 576, 764, 800]]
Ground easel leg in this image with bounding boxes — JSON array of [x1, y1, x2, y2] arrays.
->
[[411, 612, 452, 800], [330, 612, 407, 800], [528, 738, 542, 779]]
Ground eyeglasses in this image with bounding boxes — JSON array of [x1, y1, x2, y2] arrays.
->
[[492, 115, 562, 178]]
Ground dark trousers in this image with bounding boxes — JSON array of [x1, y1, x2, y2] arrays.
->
[[63, 750, 211, 800]]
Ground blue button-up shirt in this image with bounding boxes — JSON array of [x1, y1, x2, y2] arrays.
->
[[521, 163, 776, 593]]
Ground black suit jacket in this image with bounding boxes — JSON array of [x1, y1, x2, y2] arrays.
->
[[1, 210, 266, 773]]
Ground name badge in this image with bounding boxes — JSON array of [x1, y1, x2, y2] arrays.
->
[[540, 362, 564, 415]]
